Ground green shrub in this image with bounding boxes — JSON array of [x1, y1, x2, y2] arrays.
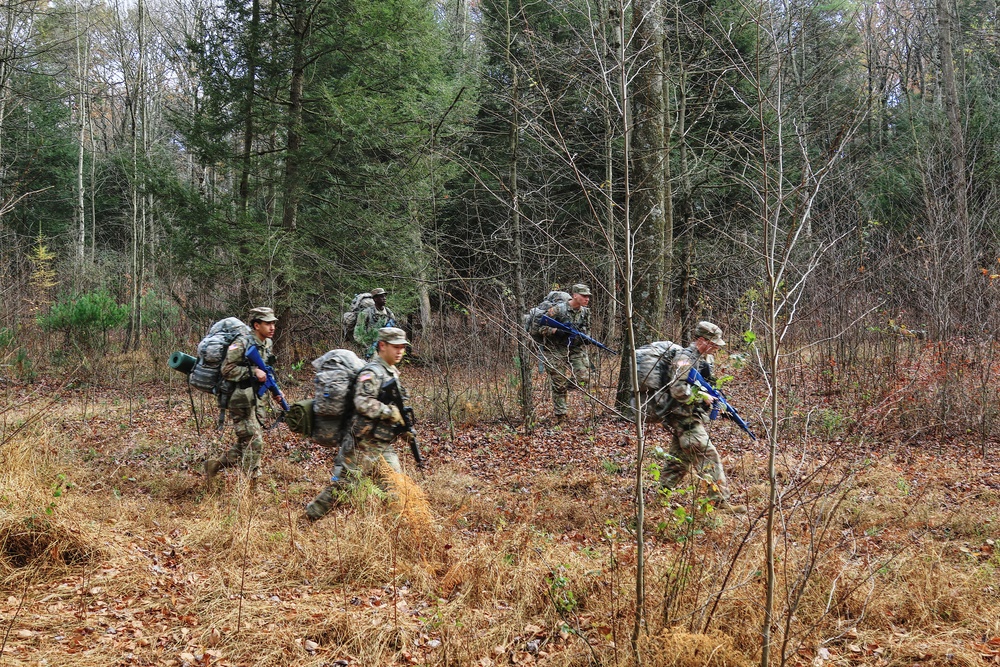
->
[[38, 291, 129, 347]]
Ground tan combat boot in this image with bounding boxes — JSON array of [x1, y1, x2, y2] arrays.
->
[[714, 499, 748, 515], [203, 459, 221, 492]]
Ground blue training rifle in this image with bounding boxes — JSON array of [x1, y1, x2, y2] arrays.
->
[[685, 367, 756, 441], [537, 314, 618, 355], [246, 344, 290, 412]]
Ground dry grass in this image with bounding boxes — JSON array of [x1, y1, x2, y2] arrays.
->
[[2, 376, 1000, 667]]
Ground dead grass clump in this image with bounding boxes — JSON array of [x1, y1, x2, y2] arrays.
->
[[885, 633, 983, 667], [639, 629, 753, 667], [0, 516, 99, 572], [379, 460, 434, 534], [874, 548, 991, 628]]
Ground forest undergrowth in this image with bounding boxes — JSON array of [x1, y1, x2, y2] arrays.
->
[[2, 342, 1000, 667]]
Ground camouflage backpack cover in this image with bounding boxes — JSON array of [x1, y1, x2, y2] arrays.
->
[[310, 348, 365, 446], [342, 293, 375, 334], [188, 317, 251, 394], [524, 290, 572, 342], [632, 341, 682, 422]]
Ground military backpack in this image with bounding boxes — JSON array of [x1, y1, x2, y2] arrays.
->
[[310, 348, 366, 446], [342, 292, 375, 336], [524, 290, 572, 342], [631, 341, 682, 422], [188, 317, 251, 394]]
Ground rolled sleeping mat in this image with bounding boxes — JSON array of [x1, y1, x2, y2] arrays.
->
[[169, 351, 198, 374]]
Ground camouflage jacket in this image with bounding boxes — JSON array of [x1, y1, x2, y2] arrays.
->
[[350, 355, 403, 442], [353, 306, 397, 348], [221, 332, 274, 385], [543, 301, 590, 348], [664, 345, 714, 420]]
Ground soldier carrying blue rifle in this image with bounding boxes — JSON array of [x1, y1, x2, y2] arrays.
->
[[654, 321, 749, 515], [203, 306, 282, 492], [536, 284, 602, 425]]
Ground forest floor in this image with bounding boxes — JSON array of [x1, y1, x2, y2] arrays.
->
[[2, 359, 1000, 667]]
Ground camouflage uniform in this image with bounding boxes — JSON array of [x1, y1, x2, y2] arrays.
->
[[214, 330, 274, 478], [658, 323, 730, 501], [541, 295, 591, 418], [307, 328, 409, 520], [353, 289, 397, 358]]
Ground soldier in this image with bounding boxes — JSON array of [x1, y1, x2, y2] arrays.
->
[[538, 284, 592, 423], [353, 287, 396, 359], [657, 321, 746, 514], [203, 307, 278, 490], [306, 327, 411, 520]]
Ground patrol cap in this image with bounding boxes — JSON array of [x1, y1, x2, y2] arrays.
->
[[692, 321, 726, 347], [370, 288, 388, 296], [248, 306, 278, 323], [377, 327, 409, 345], [571, 284, 592, 296]]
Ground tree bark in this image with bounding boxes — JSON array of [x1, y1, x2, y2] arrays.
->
[[936, 0, 970, 273]]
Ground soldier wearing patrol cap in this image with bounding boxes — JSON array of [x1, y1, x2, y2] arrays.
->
[[657, 320, 746, 514], [204, 307, 278, 490], [537, 283, 593, 423], [306, 326, 412, 520], [353, 287, 397, 359]]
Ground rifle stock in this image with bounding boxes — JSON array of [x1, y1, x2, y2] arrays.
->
[[379, 377, 424, 468], [537, 314, 618, 354], [685, 367, 757, 441]]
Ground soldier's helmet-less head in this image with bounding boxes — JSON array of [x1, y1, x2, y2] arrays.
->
[[378, 327, 409, 345], [692, 321, 726, 347], [248, 307, 278, 324]]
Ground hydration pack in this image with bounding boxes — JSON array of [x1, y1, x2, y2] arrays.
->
[[188, 317, 251, 394], [524, 290, 571, 342]]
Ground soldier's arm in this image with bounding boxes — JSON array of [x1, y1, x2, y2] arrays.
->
[[546, 302, 571, 324], [668, 351, 696, 403], [221, 337, 251, 382], [354, 370, 395, 420]]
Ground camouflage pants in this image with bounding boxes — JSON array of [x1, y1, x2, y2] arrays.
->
[[660, 418, 730, 500], [542, 346, 590, 416], [219, 387, 265, 477], [306, 432, 402, 520]]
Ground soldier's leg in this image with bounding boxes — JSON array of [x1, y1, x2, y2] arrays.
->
[[569, 348, 594, 419], [679, 421, 730, 500], [543, 350, 570, 416], [306, 434, 359, 520], [568, 349, 591, 391], [379, 445, 402, 475], [659, 421, 692, 490], [219, 390, 254, 469], [239, 401, 267, 477]]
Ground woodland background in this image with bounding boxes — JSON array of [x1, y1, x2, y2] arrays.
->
[[2, 0, 1000, 665]]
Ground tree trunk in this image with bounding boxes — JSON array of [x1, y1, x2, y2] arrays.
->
[[276, 0, 314, 346], [616, 0, 666, 408], [936, 0, 970, 274], [507, 0, 533, 426], [239, 0, 260, 212]]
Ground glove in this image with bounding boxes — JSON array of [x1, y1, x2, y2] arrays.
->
[[387, 405, 405, 425], [540, 326, 556, 337]]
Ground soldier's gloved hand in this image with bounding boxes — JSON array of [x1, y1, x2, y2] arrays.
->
[[387, 405, 405, 425], [540, 326, 556, 337]]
